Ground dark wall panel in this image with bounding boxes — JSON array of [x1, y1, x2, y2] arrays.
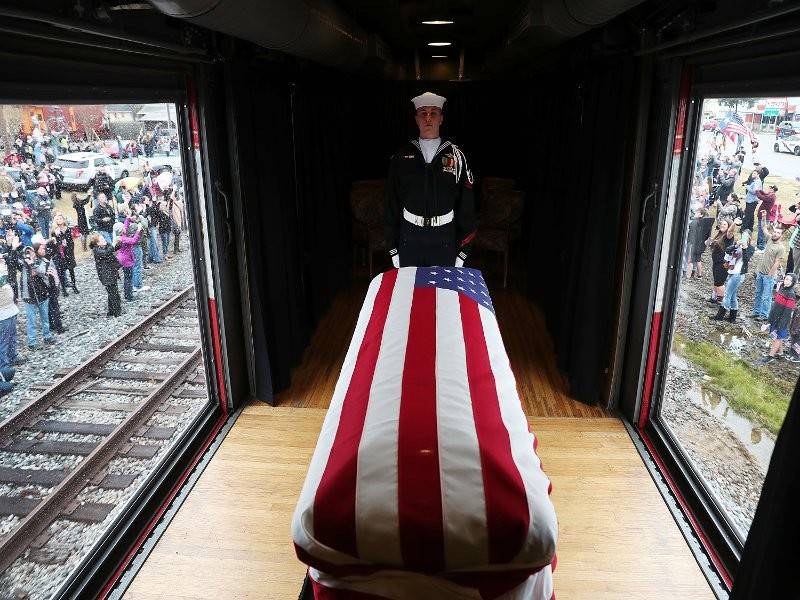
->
[[233, 52, 638, 407]]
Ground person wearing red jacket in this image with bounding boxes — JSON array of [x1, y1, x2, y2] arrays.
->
[[755, 184, 778, 250]]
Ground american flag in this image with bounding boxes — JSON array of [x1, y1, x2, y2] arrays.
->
[[718, 111, 755, 143], [292, 267, 557, 599]]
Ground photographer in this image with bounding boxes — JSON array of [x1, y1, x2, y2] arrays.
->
[[0, 229, 22, 303], [93, 167, 114, 206], [18, 242, 54, 349], [93, 193, 115, 244], [10, 212, 34, 248]]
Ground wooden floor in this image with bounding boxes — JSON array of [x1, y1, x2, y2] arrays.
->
[[124, 406, 715, 600], [276, 283, 606, 418], [123, 281, 712, 599]]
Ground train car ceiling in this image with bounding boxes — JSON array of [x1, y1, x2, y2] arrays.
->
[[147, 0, 647, 78]]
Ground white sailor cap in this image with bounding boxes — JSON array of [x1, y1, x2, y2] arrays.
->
[[412, 92, 446, 110]]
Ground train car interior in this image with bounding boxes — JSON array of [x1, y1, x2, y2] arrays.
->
[[0, 1, 799, 599]]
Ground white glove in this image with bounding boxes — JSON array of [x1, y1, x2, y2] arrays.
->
[[392, 254, 400, 268], [455, 257, 464, 268]]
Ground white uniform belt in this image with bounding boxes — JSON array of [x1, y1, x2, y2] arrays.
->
[[403, 208, 454, 227]]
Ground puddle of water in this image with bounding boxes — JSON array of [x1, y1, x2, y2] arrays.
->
[[687, 384, 775, 470], [718, 333, 748, 356]]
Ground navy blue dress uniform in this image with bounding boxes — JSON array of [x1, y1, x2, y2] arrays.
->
[[384, 92, 476, 268]]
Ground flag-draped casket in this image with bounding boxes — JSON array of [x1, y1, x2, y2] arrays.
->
[[292, 267, 558, 599]]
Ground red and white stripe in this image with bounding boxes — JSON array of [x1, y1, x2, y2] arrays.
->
[[292, 268, 557, 599]]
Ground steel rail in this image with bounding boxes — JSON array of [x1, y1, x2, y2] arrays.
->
[[0, 347, 202, 573], [0, 286, 195, 446]]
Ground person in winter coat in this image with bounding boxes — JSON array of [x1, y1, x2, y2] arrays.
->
[[93, 193, 115, 244], [716, 193, 742, 223], [743, 168, 765, 233], [50, 212, 78, 296], [709, 218, 736, 304], [0, 258, 21, 367], [89, 233, 122, 317], [116, 217, 142, 302], [753, 170, 775, 250], [686, 207, 709, 279], [126, 211, 148, 291], [72, 192, 90, 251], [92, 167, 114, 206], [40, 238, 66, 335], [33, 186, 53, 236], [3, 230, 22, 303], [11, 213, 34, 248], [168, 191, 184, 253], [760, 273, 797, 365], [786, 306, 800, 363], [156, 199, 172, 258], [18, 244, 54, 348], [144, 197, 162, 263], [716, 168, 736, 204]]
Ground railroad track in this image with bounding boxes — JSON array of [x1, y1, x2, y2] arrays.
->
[[0, 286, 206, 574]]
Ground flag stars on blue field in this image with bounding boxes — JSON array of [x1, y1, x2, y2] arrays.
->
[[415, 267, 494, 313]]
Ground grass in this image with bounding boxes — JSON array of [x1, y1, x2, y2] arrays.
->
[[672, 333, 790, 435]]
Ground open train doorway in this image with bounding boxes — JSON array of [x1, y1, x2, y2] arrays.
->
[[0, 100, 216, 599], [645, 93, 799, 557]]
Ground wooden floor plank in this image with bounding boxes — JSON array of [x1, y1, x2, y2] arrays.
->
[[276, 282, 606, 418], [125, 407, 714, 600]]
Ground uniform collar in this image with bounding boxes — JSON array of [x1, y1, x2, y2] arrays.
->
[[410, 138, 451, 160]]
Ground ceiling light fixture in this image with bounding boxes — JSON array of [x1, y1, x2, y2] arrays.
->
[[428, 42, 452, 46], [431, 55, 448, 58], [422, 20, 454, 25]]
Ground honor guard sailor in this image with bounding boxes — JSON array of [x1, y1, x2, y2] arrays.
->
[[384, 91, 476, 268]]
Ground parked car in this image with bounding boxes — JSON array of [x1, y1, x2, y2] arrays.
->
[[774, 134, 800, 156], [54, 152, 130, 191], [775, 120, 800, 139]]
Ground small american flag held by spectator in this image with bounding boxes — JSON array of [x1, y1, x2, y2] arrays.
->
[[293, 267, 557, 600]]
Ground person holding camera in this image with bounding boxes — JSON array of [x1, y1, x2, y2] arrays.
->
[[18, 242, 55, 349], [93, 193, 116, 244], [89, 232, 122, 317]]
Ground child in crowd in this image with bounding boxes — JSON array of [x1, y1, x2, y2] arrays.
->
[[89, 232, 122, 317], [760, 272, 797, 365], [787, 307, 800, 363]]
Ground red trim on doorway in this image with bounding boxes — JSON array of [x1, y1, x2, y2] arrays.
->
[[672, 70, 692, 155], [97, 412, 228, 600], [208, 297, 229, 413], [638, 311, 662, 428], [186, 77, 201, 150], [639, 429, 733, 590]]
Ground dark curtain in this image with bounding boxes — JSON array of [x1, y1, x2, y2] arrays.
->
[[522, 59, 636, 405], [291, 72, 357, 321], [729, 388, 800, 599], [228, 58, 308, 397], [230, 48, 636, 407]]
